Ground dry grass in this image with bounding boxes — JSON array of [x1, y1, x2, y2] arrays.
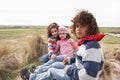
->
[[99, 35, 120, 80], [0, 32, 47, 80], [0, 28, 120, 80], [100, 60, 120, 80]]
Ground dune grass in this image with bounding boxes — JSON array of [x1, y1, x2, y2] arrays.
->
[[100, 27, 120, 33], [102, 35, 120, 44], [0, 28, 46, 40]]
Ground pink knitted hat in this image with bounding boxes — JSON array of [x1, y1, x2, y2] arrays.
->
[[58, 27, 68, 34]]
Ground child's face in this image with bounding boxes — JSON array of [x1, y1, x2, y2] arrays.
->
[[50, 28, 58, 37], [59, 33, 67, 40], [75, 23, 87, 39]]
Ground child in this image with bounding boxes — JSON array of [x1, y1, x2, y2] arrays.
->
[[20, 22, 59, 80], [40, 22, 60, 63], [49, 26, 79, 62], [63, 10, 105, 80], [27, 9, 105, 80], [51, 26, 78, 60]]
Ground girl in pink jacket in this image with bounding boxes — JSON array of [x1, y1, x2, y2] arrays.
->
[[51, 26, 78, 60]]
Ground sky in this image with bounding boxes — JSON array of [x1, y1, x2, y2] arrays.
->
[[0, 0, 120, 27]]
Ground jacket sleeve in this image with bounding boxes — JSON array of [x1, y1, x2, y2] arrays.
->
[[65, 63, 80, 80], [53, 41, 60, 54], [69, 57, 75, 64], [48, 42, 53, 51]]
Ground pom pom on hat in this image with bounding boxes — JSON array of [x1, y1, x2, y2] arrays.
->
[[58, 27, 68, 34]]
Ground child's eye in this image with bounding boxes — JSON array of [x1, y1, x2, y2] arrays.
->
[[75, 23, 79, 28], [76, 25, 80, 28], [76, 25, 79, 28]]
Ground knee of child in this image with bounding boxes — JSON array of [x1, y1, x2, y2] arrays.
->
[[48, 68, 55, 73], [29, 73, 36, 80]]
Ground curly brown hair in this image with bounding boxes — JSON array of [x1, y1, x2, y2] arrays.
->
[[71, 10, 100, 36], [46, 22, 59, 38]]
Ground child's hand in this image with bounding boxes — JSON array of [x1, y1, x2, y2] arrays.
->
[[48, 51, 54, 57], [48, 38, 56, 42], [51, 54, 57, 60], [63, 58, 68, 65], [48, 38, 51, 42]]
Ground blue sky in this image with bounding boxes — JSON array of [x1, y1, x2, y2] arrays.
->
[[0, 0, 120, 27]]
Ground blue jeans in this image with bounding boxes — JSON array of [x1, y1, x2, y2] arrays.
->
[[40, 53, 49, 63], [29, 68, 71, 80], [40, 52, 59, 63], [36, 56, 64, 73]]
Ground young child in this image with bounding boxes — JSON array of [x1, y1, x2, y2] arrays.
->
[[20, 22, 59, 80], [26, 9, 105, 80], [40, 22, 60, 63], [63, 10, 105, 80], [62, 10, 105, 80], [51, 26, 78, 61]]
